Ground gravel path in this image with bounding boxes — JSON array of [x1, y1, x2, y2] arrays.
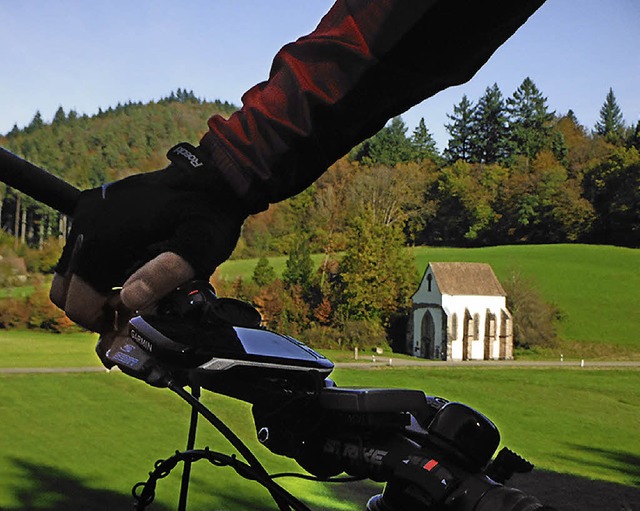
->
[[1, 359, 639, 374]]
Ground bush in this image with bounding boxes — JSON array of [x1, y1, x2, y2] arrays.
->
[[298, 320, 388, 351], [0, 284, 77, 333], [340, 319, 388, 350], [0, 297, 30, 329], [386, 312, 410, 353], [299, 325, 341, 349], [502, 270, 562, 349], [26, 285, 77, 332], [24, 240, 63, 274], [0, 255, 28, 287]]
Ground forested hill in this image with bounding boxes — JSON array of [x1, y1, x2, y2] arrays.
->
[[1, 89, 237, 188], [1, 81, 639, 258]]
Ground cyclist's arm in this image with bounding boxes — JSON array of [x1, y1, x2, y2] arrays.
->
[[201, 0, 546, 211], [51, 0, 546, 330]]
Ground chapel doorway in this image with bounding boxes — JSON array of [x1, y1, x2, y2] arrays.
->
[[420, 311, 435, 359]]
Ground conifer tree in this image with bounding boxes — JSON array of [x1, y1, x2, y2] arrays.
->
[[595, 88, 625, 144], [26, 111, 44, 133], [445, 94, 475, 162], [52, 106, 67, 126], [282, 235, 314, 292], [252, 256, 276, 287], [566, 109, 581, 127], [471, 84, 509, 163], [507, 77, 555, 159], [352, 116, 414, 166], [410, 118, 439, 161], [629, 120, 640, 151]]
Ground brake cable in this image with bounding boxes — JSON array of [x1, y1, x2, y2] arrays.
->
[[130, 381, 313, 511], [132, 447, 308, 511]]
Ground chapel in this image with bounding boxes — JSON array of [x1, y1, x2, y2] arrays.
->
[[408, 262, 513, 361]]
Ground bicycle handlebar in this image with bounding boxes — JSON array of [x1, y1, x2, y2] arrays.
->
[[0, 156, 552, 511], [0, 147, 81, 216], [251, 386, 543, 511], [102, 303, 546, 509]]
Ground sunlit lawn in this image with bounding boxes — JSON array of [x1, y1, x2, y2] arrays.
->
[[0, 340, 638, 510]]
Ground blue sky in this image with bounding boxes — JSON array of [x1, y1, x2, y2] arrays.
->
[[1, 0, 639, 150]]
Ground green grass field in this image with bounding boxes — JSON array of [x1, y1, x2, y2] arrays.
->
[[0, 371, 359, 511], [0, 331, 100, 368], [219, 244, 640, 349], [0, 244, 638, 509], [0, 331, 639, 510]]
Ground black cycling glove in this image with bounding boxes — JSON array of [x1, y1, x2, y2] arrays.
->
[[55, 143, 247, 293]]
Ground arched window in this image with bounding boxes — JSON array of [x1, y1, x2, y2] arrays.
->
[[426, 273, 433, 292]]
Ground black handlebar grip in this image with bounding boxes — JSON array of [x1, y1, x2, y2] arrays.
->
[[0, 147, 81, 217]]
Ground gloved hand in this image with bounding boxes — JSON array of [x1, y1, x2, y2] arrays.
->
[[50, 143, 247, 332]]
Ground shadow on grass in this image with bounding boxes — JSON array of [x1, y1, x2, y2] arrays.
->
[[6, 454, 639, 511], [511, 468, 640, 511], [2, 458, 163, 511], [509, 444, 640, 510], [562, 444, 640, 487], [3, 459, 295, 511], [328, 479, 383, 509], [329, 470, 640, 511]]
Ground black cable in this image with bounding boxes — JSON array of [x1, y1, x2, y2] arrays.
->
[[133, 449, 314, 511], [168, 383, 267, 482], [178, 386, 200, 511], [167, 381, 310, 511]]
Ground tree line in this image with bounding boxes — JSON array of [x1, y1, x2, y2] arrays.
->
[[236, 79, 639, 255], [1, 81, 638, 252], [218, 78, 637, 351]]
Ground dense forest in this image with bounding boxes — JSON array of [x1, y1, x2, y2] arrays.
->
[[1, 81, 638, 348]]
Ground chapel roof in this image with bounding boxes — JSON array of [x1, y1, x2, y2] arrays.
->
[[428, 262, 506, 296]]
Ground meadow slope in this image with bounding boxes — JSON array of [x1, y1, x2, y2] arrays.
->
[[218, 244, 639, 349]]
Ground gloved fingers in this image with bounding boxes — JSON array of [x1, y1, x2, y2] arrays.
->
[[50, 233, 86, 310], [58, 275, 110, 331], [161, 209, 244, 280], [51, 271, 132, 334], [50, 272, 71, 310], [120, 252, 195, 312], [49, 180, 241, 331], [95, 332, 118, 368], [50, 228, 115, 332]]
